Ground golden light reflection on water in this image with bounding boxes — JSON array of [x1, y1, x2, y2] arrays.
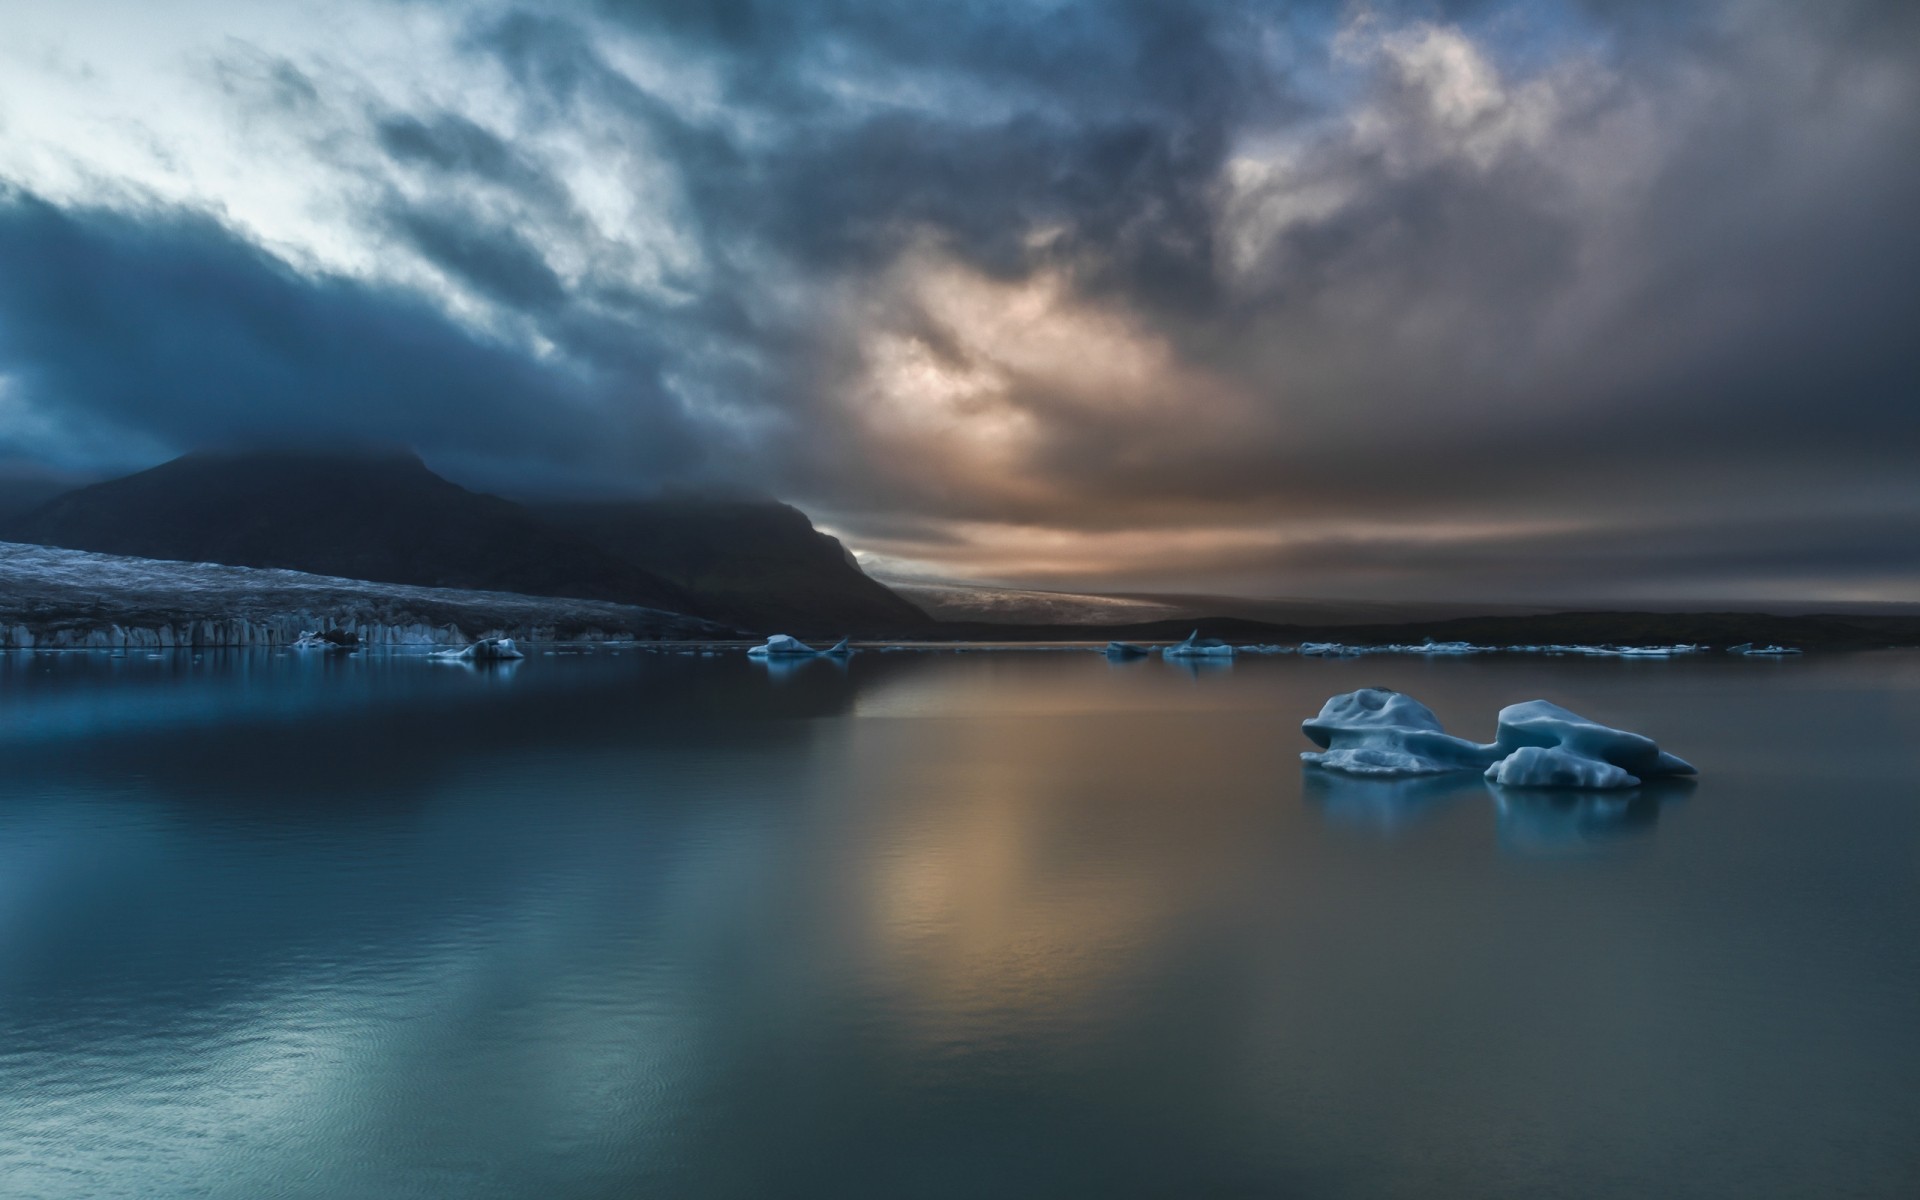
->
[[836, 671, 1283, 1047]]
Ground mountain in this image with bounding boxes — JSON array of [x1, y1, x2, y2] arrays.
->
[[1, 448, 701, 616], [536, 496, 930, 635], [0, 466, 94, 523]]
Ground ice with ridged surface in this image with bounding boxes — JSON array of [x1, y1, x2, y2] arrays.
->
[[747, 634, 818, 657], [1300, 688, 1500, 776], [1488, 699, 1695, 784], [1301, 689, 1695, 789], [1485, 745, 1641, 789]]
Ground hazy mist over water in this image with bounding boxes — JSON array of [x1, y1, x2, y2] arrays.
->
[[1, 649, 1916, 1198]]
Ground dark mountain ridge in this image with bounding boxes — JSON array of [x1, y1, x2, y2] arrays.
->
[[1, 448, 698, 615], [1, 448, 929, 634], [536, 496, 929, 634]]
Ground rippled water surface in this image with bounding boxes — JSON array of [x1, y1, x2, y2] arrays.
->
[[1, 648, 1916, 1198]]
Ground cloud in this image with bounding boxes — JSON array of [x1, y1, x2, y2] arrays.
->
[[0, 0, 1915, 600], [0, 189, 703, 482]]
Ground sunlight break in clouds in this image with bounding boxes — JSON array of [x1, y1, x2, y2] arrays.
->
[[0, 0, 1916, 601]]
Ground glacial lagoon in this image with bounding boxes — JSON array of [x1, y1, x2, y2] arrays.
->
[[1, 648, 1916, 1198]]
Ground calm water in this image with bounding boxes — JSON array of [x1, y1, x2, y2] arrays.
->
[[1, 648, 1916, 1198]]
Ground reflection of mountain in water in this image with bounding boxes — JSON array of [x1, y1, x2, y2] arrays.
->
[[0, 649, 946, 819]]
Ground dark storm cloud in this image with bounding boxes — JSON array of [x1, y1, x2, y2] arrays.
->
[[1188, 509, 1920, 602], [0, 189, 702, 479], [382, 198, 569, 311], [1, 0, 1917, 598]]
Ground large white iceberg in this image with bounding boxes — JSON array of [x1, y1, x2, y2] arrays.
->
[[1486, 699, 1695, 787], [747, 634, 818, 658], [452, 637, 524, 661], [1301, 688, 1501, 776], [1164, 630, 1235, 658], [1300, 688, 1695, 789]]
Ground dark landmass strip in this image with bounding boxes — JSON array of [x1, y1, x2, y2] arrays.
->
[[917, 611, 1920, 649], [537, 496, 930, 636]]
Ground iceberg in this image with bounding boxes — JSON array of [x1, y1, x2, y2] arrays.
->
[[1485, 745, 1639, 789], [1104, 640, 1151, 659], [1482, 698, 1697, 783], [452, 637, 525, 661], [1301, 689, 1695, 789], [747, 634, 819, 658], [822, 637, 854, 656], [1163, 630, 1235, 658], [1300, 688, 1501, 776], [1729, 643, 1802, 656], [1484, 699, 1694, 787]]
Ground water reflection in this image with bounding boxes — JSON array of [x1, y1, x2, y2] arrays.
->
[[1490, 779, 1694, 856], [1303, 762, 1694, 852], [427, 655, 523, 679], [1301, 768, 1484, 833], [1164, 655, 1233, 678], [2, 649, 1916, 1198], [751, 652, 850, 680]]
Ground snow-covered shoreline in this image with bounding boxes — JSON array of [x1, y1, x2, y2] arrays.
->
[[0, 541, 731, 649]]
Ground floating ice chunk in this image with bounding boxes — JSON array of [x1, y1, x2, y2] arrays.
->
[[1300, 688, 1500, 776], [822, 637, 853, 656], [747, 634, 818, 657], [1490, 699, 1695, 782], [1414, 641, 1479, 655], [1729, 643, 1802, 656], [1298, 642, 1358, 657], [1300, 689, 1696, 788], [1104, 640, 1150, 659], [453, 637, 524, 661], [1485, 745, 1640, 789], [1164, 630, 1235, 658]]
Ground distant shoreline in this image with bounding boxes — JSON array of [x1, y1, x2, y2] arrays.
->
[[8, 539, 1919, 651]]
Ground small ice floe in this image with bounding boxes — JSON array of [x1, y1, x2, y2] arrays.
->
[[1298, 642, 1360, 657], [1296, 641, 1703, 658], [748, 634, 854, 658], [1104, 640, 1151, 659], [1163, 630, 1235, 658], [1605, 644, 1703, 658], [443, 637, 525, 661], [1300, 688, 1695, 790], [747, 634, 819, 658], [1729, 643, 1802, 656]]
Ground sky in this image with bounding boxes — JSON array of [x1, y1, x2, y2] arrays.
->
[[0, 0, 1916, 604]]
